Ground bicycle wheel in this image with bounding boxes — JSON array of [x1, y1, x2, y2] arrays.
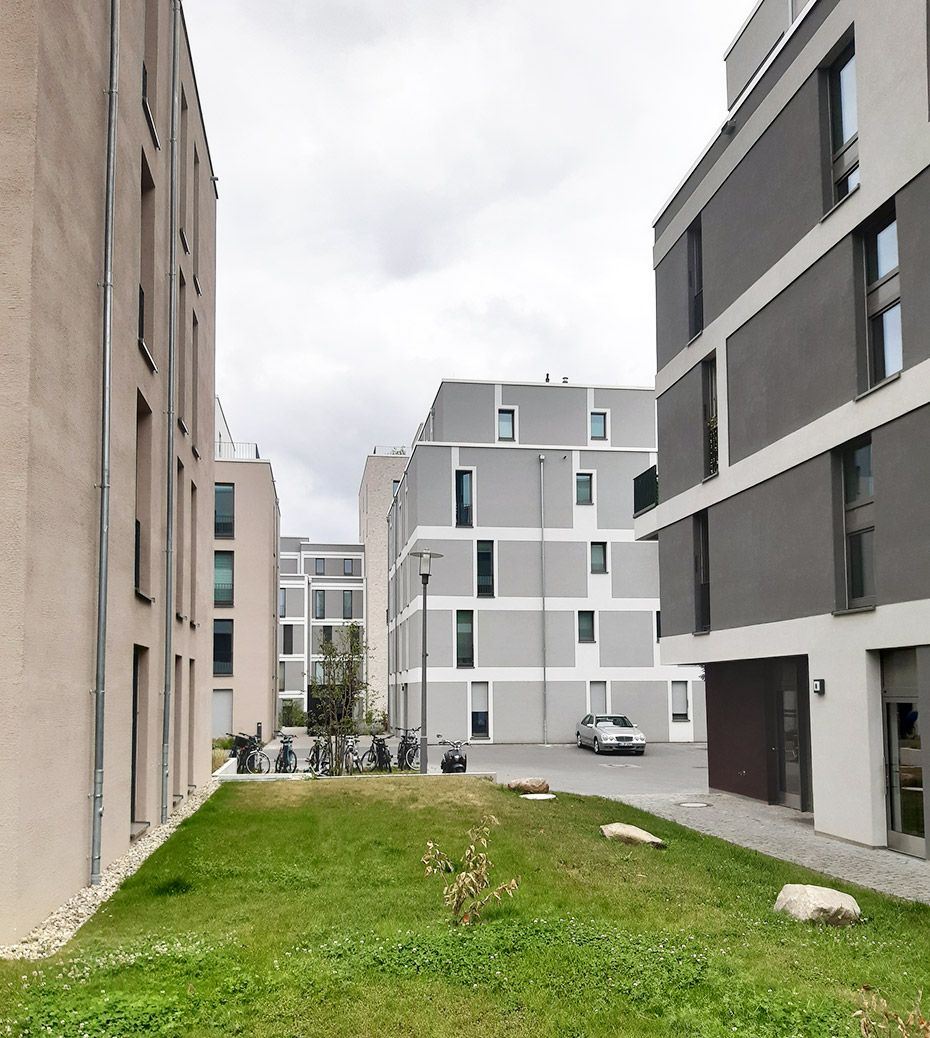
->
[[361, 749, 377, 771], [404, 745, 419, 770], [248, 750, 271, 774], [286, 748, 297, 773]]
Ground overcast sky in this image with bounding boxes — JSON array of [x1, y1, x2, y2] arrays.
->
[[183, 0, 752, 542]]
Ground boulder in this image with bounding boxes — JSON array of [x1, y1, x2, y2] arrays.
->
[[508, 777, 549, 794], [773, 884, 861, 927], [600, 822, 665, 848]]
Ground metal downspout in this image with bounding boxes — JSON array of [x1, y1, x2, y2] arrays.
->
[[161, 0, 182, 824], [539, 454, 548, 745], [90, 0, 121, 887]]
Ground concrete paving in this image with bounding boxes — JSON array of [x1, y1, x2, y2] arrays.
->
[[261, 731, 930, 904]]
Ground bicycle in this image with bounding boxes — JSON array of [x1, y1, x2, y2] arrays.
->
[[274, 732, 298, 773], [361, 734, 393, 772], [305, 735, 331, 777], [342, 735, 364, 775], [229, 732, 270, 774], [396, 727, 420, 770]]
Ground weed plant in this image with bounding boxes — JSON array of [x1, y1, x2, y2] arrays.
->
[[1, 778, 928, 1037]]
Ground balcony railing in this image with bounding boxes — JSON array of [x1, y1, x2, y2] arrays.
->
[[633, 465, 659, 517], [214, 515, 234, 538], [477, 574, 494, 597], [214, 583, 234, 606], [695, 581, 711, 633], [213, 659, 233, 675], [215, 440, 259, 461], [704, 415, 718, 477]]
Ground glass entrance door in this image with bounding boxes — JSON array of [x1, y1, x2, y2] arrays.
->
[[774, 658, 810, 811], [885, 699, 924, 856]]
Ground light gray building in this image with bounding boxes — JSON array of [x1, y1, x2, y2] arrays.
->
[[279, 540, 366, 719], [388, 379, 705, 744], [637, 0, 930, 856]]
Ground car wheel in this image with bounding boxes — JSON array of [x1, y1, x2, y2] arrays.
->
[[576, 733, 583, 748], [593, 738, 601, 755]]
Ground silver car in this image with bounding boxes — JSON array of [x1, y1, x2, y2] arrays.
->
[[575, 714, 646, 755]]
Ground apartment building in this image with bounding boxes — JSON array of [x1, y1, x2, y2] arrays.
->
[[279, 541, 366, 718], [0, 2, 217, 942], [358, 447, 409, 719], [212, 400, 280, 739], [387, 380, 705, 744], [637, 0, 930, 855]]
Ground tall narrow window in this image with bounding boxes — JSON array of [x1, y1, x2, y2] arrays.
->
[[189, 481, 198, 623], [576, 472, 593, 505], [455, 469, 473, 526], [671, 681, 690, 721], [578, 611, 595, 643], [591, 542, 607, 573], [283, 624, 294, 655], [343, 590, 353, 620], [590, 412, 607, 440], [214, 551, 233, 606], [279, 588, 287, 616], [477, 541, 494, 597], [139, 155, 156, 363], [687, 215, 704, 339], [829, 44, 859, 202], [842, 438, 875, 605], [213, 619, 233, 675], [134, 393, 153, 592], [315, 557, 325, 575], [314, 589, 325, 619], [214, 483, 234, 537], [702, 356, 718, 477], [471, 682, 489, 739], [191, 313, 200, 445], [344, 558, 353, 576], [456, 610, 474, 667], [694, 510, 711, 632], [176, 460, 186, 613], [865, 216, 902, 386], [497, 409, 515, 441]]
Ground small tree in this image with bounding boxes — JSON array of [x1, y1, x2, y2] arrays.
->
[[307, 623, 367, 775]]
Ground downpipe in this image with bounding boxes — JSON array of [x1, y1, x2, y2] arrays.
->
[[539, 453, 548, 745], [90, 0, 120, 887], [161, 0, 182, 824]]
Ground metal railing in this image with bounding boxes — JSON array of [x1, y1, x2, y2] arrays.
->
[[214, 583, 234, 606], [633, 465, 659, 517], [214, 441, 259, 461], [214, 515, 234, 538], [213, 660, 233, 675], [477, 574, 494, 597]]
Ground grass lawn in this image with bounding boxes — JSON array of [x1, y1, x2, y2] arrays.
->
[[2, 777, 928, 1037]]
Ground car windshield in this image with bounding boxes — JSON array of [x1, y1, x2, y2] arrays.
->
[[595, 715, 632, 728]]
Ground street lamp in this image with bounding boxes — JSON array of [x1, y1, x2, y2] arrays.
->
[[409, 548, 442, 774]]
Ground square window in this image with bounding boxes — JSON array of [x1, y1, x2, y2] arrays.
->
[[315, 557, 325, 575], [590, 412, 606, 440], [591, 542, 607, 573], [498, 409, 515, 441], [576, 473, 593, 505], [578, 611, 595, 643]]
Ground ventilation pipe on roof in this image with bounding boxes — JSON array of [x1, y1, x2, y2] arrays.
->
[[90, 0, 121, 887]]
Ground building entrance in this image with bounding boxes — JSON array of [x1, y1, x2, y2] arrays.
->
[[882, 649, 925, 857], [774, 658, 811, 811]]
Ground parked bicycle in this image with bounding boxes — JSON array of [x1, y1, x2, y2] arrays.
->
[[361, 734, 393, 772], [396, 726, 420, 770], [274, 732, 298, 773], [342, 735, 364, 775], [228, 732, 270, 775], [305, 735, 331, 777]]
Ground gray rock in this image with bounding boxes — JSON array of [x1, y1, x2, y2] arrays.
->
[[508, 777, 549, 794], [600, 822, 665, 848], [773, 883, 861, 926]]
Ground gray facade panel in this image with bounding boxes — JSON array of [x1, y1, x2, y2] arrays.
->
[[725, 0, 790, 108], [281, 660, 304, 692], [351, 589, 364, 619], [692, 680, 707, 741], [544, 540, 588, 598], [433, 382, 495, 442], [279, 557, 298, 574], [709, 456, 835, 630], [655, 232, 691, 370], [583, 450, 647, 530], [410, 537, 472, 598], [424, 681, 470, 740], [657, 517, 696, 638], [493, 681, 543, 742], [656, 364, 705, 500], [594, 388, 656, 449], [703, 75, 824, 328], [610, 680, 669, 741], [501, 384, 587, 445], [409, 446, 453, 528], [498, 540, 542, 597], [610, 542, 659, 599], [598, 611, 656, 668], [545, 681, 587, 742], [284, 587, 304, 619], [541, 453, 574, 529], [874, 405, 930, 606], [545, 610, 576, 668], [478, 610, 543, 668], [727, 241, 858, 463], [459, 447, 547, 528], [897, 167, 930, 372]]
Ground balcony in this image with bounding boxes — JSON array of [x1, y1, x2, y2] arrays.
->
[[215, 441, 259, 461], [633, 465, 658, 517]]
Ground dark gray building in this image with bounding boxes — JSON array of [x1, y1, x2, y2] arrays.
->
[[637, 0, 930, 856]]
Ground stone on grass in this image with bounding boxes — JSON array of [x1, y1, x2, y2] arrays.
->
[[508, 777, 549, 794], [773, 884, 861, 927], [600, 822, 665, 848]]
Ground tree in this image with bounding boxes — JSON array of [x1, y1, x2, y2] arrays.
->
[[307, 622, 367, 775]]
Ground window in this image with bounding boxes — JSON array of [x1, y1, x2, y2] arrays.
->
[[344, 558, 354, 576], [283, 624, 294, 655], [828, 44, 858, 203], [214, 483, 234, 537], [687, 215, 704, 339], [471, 682, 489, 739], [279, 588, 286, 616], [477, 541, 494, 597], [456, 610, 474, 667], [315, 557, 325, 575], [576, 472, 593, 504], [590, 412, 607, 440], [842, 438, 875, 605], [497, 409, 515, 441], [455, 469, 473, 526], [213, 619, 233, 675], [694, 510, 710, 632], [703, 356, 718, 477], [314, 589, 325, 619], [392, 479, 400, 495], [865, 216, 902, 386], [671, 681, 690, 721], [591, 542, 607, 573], [312, 661, 324, 683], [322, 625, 333, 645], [578, 611, 595, 643], [214, 551, 233, 606], [343, 589, 353, 620]]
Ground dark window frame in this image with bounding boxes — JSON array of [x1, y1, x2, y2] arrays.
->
[[591, 542, 607, 574], [702, 356, 718, 478], [841, 437, 875, 607], [576, 472, 593, 505], [214, 482, 234, 538], [477, 540, 494, 598], [314, 589, 325, 619], [826, 41, 859, 206], [343, 589, 353, 620], [694, 510, 710, 633], [213, 549, 234, 607], [455, 469, 474, 527], [344, 558, 354, 576], [213, 618, 233, 675], [497, 408, 516, 442], [578, 610, 595, 643], [687, 215, 704, 340], [456, 610, 475, 668], [864, 214, 902, 388], [315, 557, 325, 575], [590, 411, 607, 441]]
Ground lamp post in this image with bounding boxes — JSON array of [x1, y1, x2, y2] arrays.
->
[[409, 548, 442, 774]]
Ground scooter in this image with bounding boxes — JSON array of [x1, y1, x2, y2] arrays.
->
[[437, 734, 468, 774]]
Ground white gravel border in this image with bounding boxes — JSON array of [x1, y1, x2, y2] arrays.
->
[[0, 780, 220, 961]]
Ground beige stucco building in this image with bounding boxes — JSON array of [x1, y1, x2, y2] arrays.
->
[[0, 2, 217, 943]]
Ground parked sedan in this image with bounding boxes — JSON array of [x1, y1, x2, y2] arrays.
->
[[575, 714, 646, 755]]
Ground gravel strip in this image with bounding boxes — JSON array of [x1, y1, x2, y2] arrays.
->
[[0, 780, 220, 961]]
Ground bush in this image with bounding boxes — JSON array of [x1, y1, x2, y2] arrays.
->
[[280, 700, 308, 728]]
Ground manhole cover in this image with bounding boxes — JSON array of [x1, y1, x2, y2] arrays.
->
[[678, 801, 710, 808], [520, 792, 556, 800]]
